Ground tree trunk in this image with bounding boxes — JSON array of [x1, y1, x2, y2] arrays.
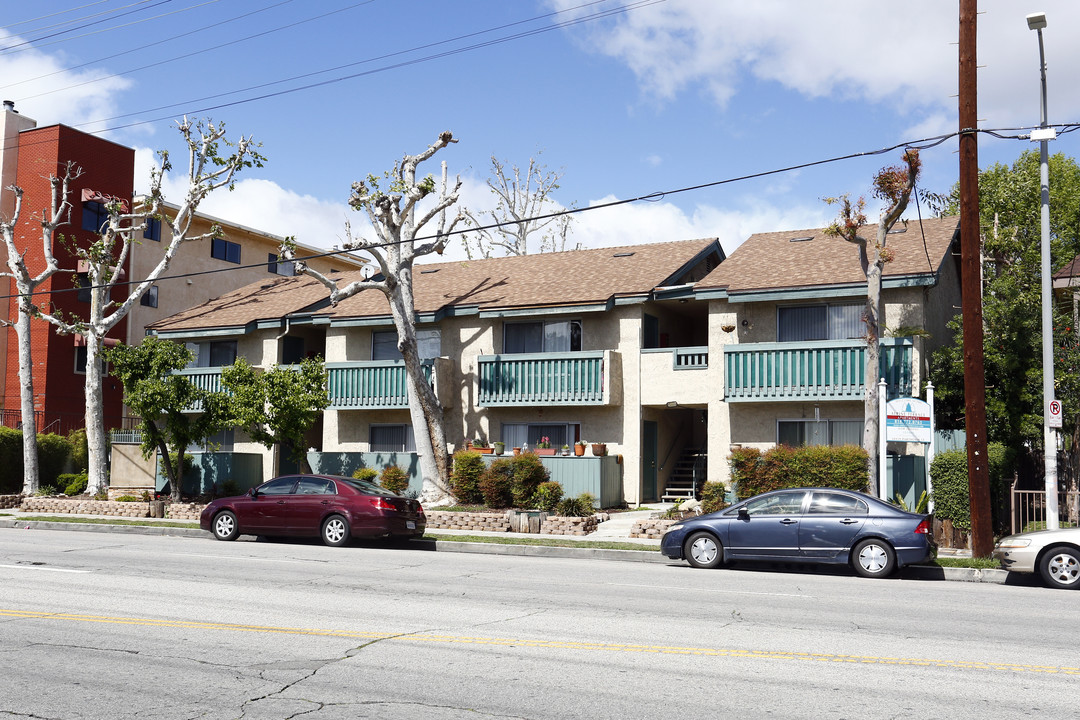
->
[[84, 333, 108, 496], [15, 302, 38, 495], [864, 259, 884, 497]]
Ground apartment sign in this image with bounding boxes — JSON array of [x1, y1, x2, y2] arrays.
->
[[885, 397, 932, 444]]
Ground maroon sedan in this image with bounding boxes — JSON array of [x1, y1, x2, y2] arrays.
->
[[200, 474, 426, 547]]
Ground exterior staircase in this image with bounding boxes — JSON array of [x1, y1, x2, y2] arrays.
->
[[661, 447, 707, 502]]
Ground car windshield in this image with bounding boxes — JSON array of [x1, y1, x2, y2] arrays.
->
[[338, 478, 397, 496]]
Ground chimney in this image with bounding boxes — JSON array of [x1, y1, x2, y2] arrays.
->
[[3, 100, 15, 113]]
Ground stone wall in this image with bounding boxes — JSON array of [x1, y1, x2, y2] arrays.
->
[[629, 517, 677, 539], [540, 515, 598, 536], [0, 494, 22, 510], [425, 511, 511, 532], [18, 496, 206, 521]]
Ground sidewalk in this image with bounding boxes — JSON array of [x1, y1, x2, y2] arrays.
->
[[2, 508, 999, 581]]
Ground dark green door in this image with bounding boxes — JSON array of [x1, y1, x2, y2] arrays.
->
[[643, 421, 658, 503]]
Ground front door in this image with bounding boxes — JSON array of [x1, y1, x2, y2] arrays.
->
[[642, 421, 658, 503]]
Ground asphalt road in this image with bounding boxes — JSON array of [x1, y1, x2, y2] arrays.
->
[[0, 527, 1072, 719]]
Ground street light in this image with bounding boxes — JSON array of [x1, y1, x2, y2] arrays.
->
[[1028, 11, 1060, 530]]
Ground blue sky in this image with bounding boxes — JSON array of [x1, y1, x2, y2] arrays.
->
[[3, 0, 1080, 262]]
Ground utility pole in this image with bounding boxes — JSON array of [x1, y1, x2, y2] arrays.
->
[[958, 0, 994, 557]]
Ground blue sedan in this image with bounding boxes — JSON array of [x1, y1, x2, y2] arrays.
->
[[661, 487, 934, 578]]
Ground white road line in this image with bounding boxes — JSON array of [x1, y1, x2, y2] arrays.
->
[[606, 582, 809, 598], [0, 564, 91, 574]]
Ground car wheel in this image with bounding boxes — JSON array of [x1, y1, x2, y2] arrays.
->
[[212, 511, 239, 541], [851, 538, 896, 578], [322, 515, 350, 547], [684, 531, 723, 569], [1039, 545, 1080, 589]]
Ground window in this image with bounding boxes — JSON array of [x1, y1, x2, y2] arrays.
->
[[144, 218, 161, 242], [211, 237, 241, 264], [258, 477, 298, 495], [370, 424, 416, 452], [74, 345, 88, 374], [504, 320, 581, 354], [738, 491, 806, 516], [297, 477, 336, 495], [187, 429, 234, 453], [807, 492, 868, 515], [82, 201, 109, 233], [501, 422, 580, 450], [777, 419, 862, 447], [372, 329, 441, 360], [76, 273, 92, 303], [187, 340, 238, 368], [140, 285, 159, 308], [777, 303, 863, 342], [267, 253, 295, 276]]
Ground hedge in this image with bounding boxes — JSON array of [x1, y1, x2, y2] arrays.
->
[[729, 445, 869, 499], [0, 427, 22, 494], [930, 442, 1013, 531]]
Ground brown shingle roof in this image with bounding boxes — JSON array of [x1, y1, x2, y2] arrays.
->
[[697, 216, 959, 294], [149, 238, 720, 332]]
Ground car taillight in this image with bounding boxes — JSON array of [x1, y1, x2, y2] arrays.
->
[[914, 519, 930, 535], [368, 497, 397, 511], [416, 503, 425, 516]]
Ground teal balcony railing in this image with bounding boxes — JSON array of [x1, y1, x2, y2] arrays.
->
[[723, 338, 913, 402], [175, 367, 224, 412], [326, 360, 433, 409], [478, 351, 606, 406]]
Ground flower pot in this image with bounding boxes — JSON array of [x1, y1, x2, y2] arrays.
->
[[561, 448, 570, 456], [591, 443, 607, 457], [513, 447, 521, 456], [574, 444, 586, 456], [535, 448, 556, 456], [494, 443, 505, 455], [475, 447, 493, 455]]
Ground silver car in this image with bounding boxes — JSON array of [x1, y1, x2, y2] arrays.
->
[[993, 527, 1080, 589]]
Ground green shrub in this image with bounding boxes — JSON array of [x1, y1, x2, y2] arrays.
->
[[450, 451, 485, 504], [379, 465, 410, 494], [478, 458, 515, 508], [531, 481, 564, 512], [729, 444, 869, 498], [0, 427, 23, 494], [58, 473, 88, 496], [700, 481, 727, 514], [37, 433, 72, 487], [114, 495, 140, 502], [352, 467, 379, 483], [220, 479, 241, 497], [930, 449, 970, 530], [68, 429, 89, 471], [509, 452, 550, 507], [554, 493, 595, 517]]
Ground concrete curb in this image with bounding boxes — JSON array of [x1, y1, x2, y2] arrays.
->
[[3, 519, 1006, 581]]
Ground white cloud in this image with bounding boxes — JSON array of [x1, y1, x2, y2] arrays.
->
[[552, 0, 1080, 129], [0, 30, 133, 134]]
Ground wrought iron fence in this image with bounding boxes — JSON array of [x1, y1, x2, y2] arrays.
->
[[1011, 486, 1080, 534]]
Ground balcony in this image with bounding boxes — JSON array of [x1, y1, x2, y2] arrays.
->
[[478, 351, 620, 406], [174, 367, 224, 412], [327, 359, 446, 410], [723, 338, 913, 402], [640, 346, 708, 406]]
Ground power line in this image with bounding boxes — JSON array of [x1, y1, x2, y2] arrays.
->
[[0, 0, 172, 54], [0, 127, 976, 304], [1, 0, 117, 32]]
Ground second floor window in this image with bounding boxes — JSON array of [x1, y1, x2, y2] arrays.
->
[[76, 273, 92, 303], [372, 329, 441, 360], [187, 340, 237, 367], [82, 201, 109, 233], [211, 237, 241, 264], [504, 320, 581, 354], [144, 218, 161, 242], [140, 285, 159, 308], [268, 253, 295, 276], [777, 303, 863, 342]]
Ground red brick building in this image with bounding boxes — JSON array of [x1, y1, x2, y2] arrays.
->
[[1, 107, 134, 434]]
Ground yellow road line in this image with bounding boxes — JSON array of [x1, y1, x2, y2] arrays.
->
[[2, 608, 1076, 676]]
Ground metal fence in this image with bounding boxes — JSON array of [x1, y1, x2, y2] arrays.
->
[[1011, 486, 1080, 534]]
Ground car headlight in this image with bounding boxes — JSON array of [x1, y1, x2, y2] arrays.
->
[[666, 524, 684, 533], [996, 538, 1031, 549]]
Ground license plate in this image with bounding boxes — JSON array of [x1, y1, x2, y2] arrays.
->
[[406, 521, 416, 530]]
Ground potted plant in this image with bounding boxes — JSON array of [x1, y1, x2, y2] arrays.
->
[[535, 436, 556, 456], [471, 438, 493, 454], [494, 441, 505, 455], [574, 440, 587, 456], [561, 444, 570, 456], [591, 442, 607, 456]]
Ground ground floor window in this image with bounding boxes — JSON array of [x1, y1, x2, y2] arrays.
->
[[777, 418, 862, 447], [370, 424, 416, 452], [501, 422, 580, 450]]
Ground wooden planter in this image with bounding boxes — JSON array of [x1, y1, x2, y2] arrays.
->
[[574, 444, 586, 456], [591, 443, 607, 456], [535, 448, 557, 456]]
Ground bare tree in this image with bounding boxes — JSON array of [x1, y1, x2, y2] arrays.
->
[[0, 164, 78, 493], [37, 117, 263, 495], [285, 131, 463, 503], [824, 148, 921, 496], [462, 154, 576, 258]]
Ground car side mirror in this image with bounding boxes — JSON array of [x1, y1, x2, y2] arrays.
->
[[248, 487, 259, 498], [738, 507, 750, 520]]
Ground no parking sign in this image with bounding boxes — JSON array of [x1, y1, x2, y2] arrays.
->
[[1049, 399, 1063, 429]]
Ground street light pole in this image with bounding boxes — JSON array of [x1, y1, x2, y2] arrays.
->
[[1028, 12, 1059, 531]]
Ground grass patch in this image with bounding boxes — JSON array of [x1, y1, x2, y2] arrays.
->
[[931, 556, 1001, 570], [423, 532, 659, 552], [14, 515, 200, 530]]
